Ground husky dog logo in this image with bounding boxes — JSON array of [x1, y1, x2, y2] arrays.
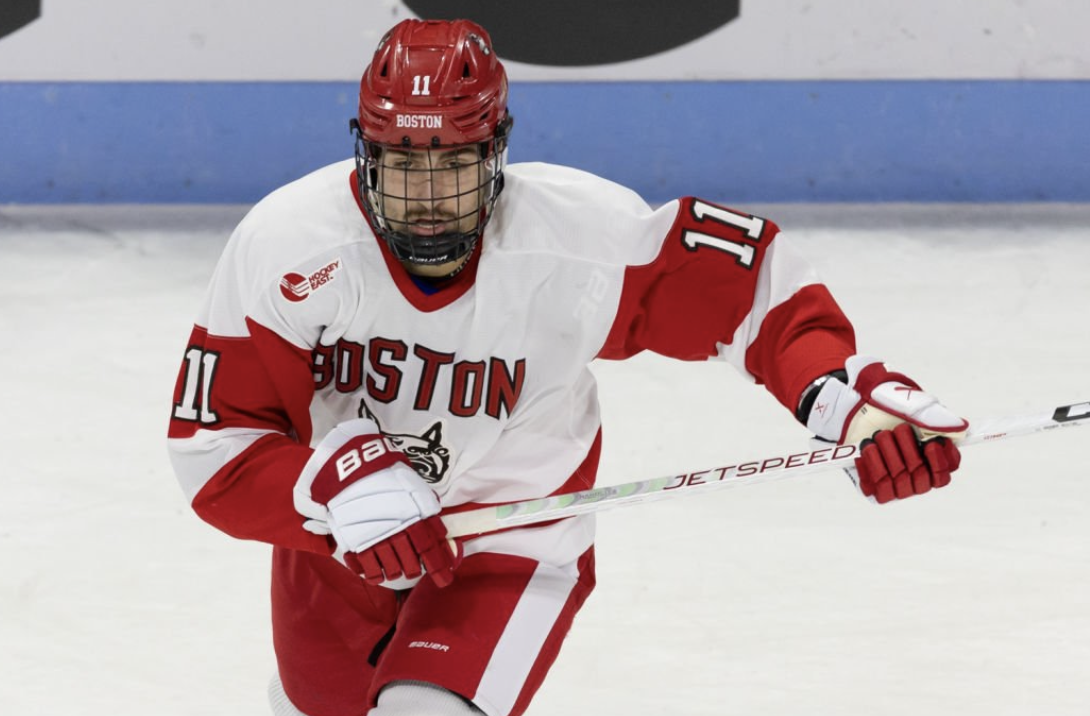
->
[[359, 401, 452, 484], [385, 423, 451, 484]]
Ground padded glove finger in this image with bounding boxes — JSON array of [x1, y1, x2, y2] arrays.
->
[[923, 437, 960, 489], [372, 541, 405, 583], [389, 532, 425, 580], [856, 424, 964, 503], [407, 518, 462, 588], [347, 549, 385, 585]]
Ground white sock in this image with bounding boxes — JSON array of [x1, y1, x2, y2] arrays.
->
[[371, 680, 483, 715], [267, 673, 310, 716]]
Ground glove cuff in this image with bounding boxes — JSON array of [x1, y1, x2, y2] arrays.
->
[[804, 355, 968, 445], [294, 418, 411, 520]]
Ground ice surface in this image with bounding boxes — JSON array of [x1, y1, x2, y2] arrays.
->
[[1, 203, 1087, 714]]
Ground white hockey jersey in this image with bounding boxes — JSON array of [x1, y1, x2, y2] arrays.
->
[[167, 159, 856, 566]]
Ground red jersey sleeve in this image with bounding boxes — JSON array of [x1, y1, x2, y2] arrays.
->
[[167, 317, 332, 554], [598, 197, 856, 412]]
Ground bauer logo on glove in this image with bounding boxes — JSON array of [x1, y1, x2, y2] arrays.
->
[[294, 418, 461, 587]]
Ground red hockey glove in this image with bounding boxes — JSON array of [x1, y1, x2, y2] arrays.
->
[[294, 419, 461, 587], [345, 517, 460, 588], [803, 356, 968, 504], [855, 422, 962, 503]]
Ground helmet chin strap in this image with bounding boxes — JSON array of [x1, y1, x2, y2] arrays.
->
[[433, 245, 476, 280], [387, 229, 479, 268]]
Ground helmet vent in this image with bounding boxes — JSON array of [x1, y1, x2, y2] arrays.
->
[[462, 62, 471, 79], [380, 62, 389, 78]]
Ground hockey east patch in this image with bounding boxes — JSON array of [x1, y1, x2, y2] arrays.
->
[[279, 259, 342, 303]]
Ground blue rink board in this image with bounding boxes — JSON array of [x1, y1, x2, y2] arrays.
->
[[1, 80, 1087, 204]]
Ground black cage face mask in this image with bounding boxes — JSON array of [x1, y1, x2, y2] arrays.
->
[[353, 122, 510, 267]]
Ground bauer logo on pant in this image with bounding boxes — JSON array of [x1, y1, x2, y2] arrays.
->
[[279, 259, 342, 302]]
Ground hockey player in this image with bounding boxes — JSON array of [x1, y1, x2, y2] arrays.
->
[[167, 18, 968, 716]]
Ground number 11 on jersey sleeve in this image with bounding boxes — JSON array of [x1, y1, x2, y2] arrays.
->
[[681, 199, 767, 269]]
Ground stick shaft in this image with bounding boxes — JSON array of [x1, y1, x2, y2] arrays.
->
[[440, 401, 1090, 538]]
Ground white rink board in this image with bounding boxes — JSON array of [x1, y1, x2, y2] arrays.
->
[[0, 203, 1087, 714], [0, 0, 1088, 80]]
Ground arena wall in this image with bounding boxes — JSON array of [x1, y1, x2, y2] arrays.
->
[[2, 1, 1087, 203]]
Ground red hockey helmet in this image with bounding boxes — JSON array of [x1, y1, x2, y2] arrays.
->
[[358, 19, 510, 146], [352, 19, 513, 267]]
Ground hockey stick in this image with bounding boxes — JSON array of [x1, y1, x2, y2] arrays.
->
[[440, 401, 1090, 538]]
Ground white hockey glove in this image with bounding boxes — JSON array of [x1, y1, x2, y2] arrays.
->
[[294, 418, 460, 587], [803, 355, 968, 503]]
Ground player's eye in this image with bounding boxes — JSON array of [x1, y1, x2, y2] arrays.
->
[[445, 153, 478, 169]]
